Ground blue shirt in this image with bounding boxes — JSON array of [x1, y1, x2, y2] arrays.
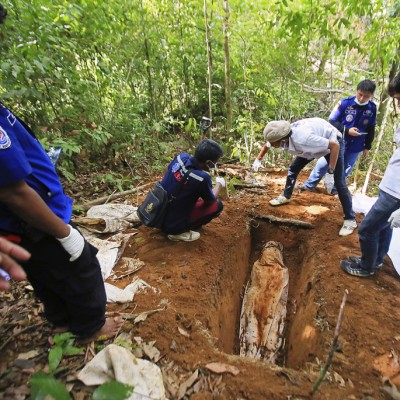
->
[[160, 153, 215, 234], [329, 95, 376, 153], [0, 103, 73, 234]]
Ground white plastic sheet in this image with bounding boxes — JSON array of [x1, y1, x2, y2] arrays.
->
[[78, 344, 166, 400]]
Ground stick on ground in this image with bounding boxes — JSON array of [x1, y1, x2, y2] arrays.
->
[[310, 289, 349, 396]]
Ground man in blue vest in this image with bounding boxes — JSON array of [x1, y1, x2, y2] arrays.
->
[[0, 101, 122, 341], [160, 139, 225, 241], [299, 80, 376, 193], [340, 75, 400, 277]]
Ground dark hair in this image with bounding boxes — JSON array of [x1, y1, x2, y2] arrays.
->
[[194, 139, 224, 163], [0, 4, 7, 24], [388, 74, 400, 97], [357, 79, 376, 94]]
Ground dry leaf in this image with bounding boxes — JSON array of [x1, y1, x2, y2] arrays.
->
[[205, 362, 240, 376], [178, 327, 190, 338], [177, 370, 199, 400], [17, 350, 40, 360]]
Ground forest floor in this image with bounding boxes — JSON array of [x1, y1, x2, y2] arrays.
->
[[1, 166, 400, 400]]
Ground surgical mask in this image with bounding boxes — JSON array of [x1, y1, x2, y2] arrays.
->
[[206, 160, 217, 173], [279, 140, 289, 152], [354, 98, 369, 106]]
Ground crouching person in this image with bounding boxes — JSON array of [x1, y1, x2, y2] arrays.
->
[[161, 139, 225, 242]]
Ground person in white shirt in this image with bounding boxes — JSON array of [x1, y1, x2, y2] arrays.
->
[[340, 75, 400, 277], [255, 117, 357, 236]]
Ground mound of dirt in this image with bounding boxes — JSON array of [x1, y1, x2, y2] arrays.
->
[[1, 169, 400, 400]]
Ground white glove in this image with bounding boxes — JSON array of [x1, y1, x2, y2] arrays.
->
[[252, 158, 263, 172], [215, 177, 226, 188], [57, 225, 85, 262], [388, 209, 400, 229], [324, 172, 335, 194]]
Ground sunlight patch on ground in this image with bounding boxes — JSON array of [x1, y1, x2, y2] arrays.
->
[[302, 205, 330, 215]]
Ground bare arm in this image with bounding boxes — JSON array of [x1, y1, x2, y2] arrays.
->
[[256, 144, 270, 160], [327, 141, 340, 170], [0, 180, 70, 238]]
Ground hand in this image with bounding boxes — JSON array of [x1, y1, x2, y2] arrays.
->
[[57, 225, 85, 262], [362, 149, 370, 158], [388, 209, 400, 229], [252, 158, 263, 172], [324, 172, 335, 194], [348, 127, 361, 136], [215, 177, 226, 188], [0, 238, 29, 292]]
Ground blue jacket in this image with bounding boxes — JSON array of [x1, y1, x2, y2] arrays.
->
[[161, 153, 215, 234], [328, 95, 376, 153], [0, 102, 73, 234]]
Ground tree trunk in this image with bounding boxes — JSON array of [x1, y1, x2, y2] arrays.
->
[[222, 0, 232, 133], [204, 0, 213, 122]]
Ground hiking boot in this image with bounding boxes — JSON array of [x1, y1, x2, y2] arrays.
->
[[348, 256, 383, 270], [269, 195, 290, 206], [339, 220, 357, 237], [168, 230, 200, 242], [340, 259, 374, 278], [295, 184, 314, 192]]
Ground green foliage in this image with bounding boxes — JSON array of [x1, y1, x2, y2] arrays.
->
[[48, 332, 83, 373], [0, 0, 398, 183], [30, 371, 72, 400], [93, 381, 134, 400]]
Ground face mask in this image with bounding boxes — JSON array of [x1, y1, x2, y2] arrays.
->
[[206, 160, 217, 173], [355, 98, 369, 106]]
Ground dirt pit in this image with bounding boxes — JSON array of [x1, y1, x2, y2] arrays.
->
[[1, 169, 400, 399]]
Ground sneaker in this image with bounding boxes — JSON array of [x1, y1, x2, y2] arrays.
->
[[295, 184, 314, 192], [340, 259, 374, 277], [168, 230, 200, 242], [339, 220, 357, 237], [269, 195, 290, 206], [348, 256, 383, 270]]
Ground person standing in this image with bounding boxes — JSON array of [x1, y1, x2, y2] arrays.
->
[[299, 80, 377, 193], [256, 117, 357, 236], [340, 75, 400, 277], [0, 100, 122, 341]]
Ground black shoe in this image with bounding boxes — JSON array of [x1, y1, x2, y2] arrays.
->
[[295, 184, 314, 192], [340, 260, 374, 277], [348, 256, 383, 270]]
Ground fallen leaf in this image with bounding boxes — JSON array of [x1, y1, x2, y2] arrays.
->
[[178, 327, 190, 338], [205, 362, 240, 376], [177, 370, 199, 400], [17, 350, 40, 360]]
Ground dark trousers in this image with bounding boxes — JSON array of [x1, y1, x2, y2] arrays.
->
[[283, 139, 355, 220], [20, 235, 106, 339]]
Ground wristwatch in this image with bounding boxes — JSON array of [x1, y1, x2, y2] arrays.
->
[[327, 168, 334, 174]]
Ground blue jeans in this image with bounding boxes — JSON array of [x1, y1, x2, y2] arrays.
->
[[304, 150, 361, 191], [359, 189, 400, 272], [283, 139, 355, 220]]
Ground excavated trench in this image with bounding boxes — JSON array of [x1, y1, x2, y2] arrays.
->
[[211, 220, 322, 369]]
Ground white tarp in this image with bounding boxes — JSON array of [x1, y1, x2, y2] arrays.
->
[[78, 344, 166, 400], [352, 193, 399, 273]]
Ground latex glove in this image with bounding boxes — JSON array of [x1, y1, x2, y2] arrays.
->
[[216, 177, 226, 188], [324, 172, 335, 194], [57, 225, 85, 262], [388, 208, 400, 229], [252, 158, 263, 172]]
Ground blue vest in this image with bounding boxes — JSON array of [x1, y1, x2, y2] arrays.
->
[[329, 95, 376, 153], [0, 103, 73, 234], [160, 153, 215, 234]]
